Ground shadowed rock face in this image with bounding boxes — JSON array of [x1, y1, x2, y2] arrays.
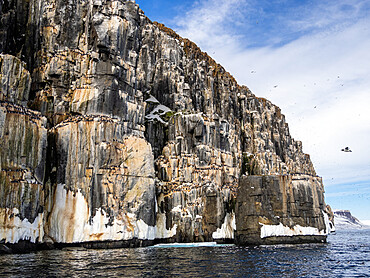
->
[[235, 175, 328, 245], [0, 0, 329, 251]]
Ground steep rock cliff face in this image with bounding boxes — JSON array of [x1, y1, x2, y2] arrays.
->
[[45, 122, 156, 243], [0, 0, 330, 251], [0, 55, 47, 245], [1, 0, 158, 247], [235, 175, 328, 245]]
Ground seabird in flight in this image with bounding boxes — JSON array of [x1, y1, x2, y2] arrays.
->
[[341, 147, 352, 152]]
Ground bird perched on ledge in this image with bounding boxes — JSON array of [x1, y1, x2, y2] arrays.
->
[[341, 147, 352, 152]]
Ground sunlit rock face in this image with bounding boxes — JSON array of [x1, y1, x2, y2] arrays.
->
[[0, 55, 48, 245], [1, 0, 157, 247], [45, 121, 156, 243], [0, 0, 329, 250]]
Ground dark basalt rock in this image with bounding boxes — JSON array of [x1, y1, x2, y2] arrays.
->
[[0, 244, 13, 254], [235, 235, 327, 246]]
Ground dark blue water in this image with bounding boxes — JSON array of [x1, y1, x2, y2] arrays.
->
[[0, 230, 369, 277]]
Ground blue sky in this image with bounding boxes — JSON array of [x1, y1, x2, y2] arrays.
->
[[137, 0, 370, 220]]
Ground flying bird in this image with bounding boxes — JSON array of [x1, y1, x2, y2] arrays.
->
[[341, 147, 352, 152]]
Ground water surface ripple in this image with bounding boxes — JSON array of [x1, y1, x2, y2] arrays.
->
[[0, 230, 369, 277]]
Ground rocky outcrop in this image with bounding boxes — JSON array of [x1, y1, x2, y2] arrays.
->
[[0, 0, 331, 252], [235, 175, 329, 245]]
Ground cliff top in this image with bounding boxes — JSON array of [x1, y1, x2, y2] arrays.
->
[[152, 21, 251, 94]]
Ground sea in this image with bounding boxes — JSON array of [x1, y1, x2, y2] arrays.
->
[[0, 229, 369, 277]]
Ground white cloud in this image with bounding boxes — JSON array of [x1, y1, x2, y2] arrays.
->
[[232, 20, 370, 186], [287, 0, 370, 32], [173, 0, 370, 187], [173, 0, 248, 52]]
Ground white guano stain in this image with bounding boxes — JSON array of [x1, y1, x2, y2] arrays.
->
[[155, 213, 178, 239]]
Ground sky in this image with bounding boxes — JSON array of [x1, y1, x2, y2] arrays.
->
[[136, 0, 370, 220]]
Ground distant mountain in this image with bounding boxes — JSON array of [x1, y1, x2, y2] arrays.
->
[[333, 210, 369, 230]]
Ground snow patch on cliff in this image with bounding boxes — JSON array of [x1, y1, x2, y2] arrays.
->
[[0, 208, 44, 244], [323, 210, 335, 233], [145, 104, 172, 125], [47, 184, 157, 243], [145, 95, 160, 104], [155, 213, 178, 239], [212, 213, 236, 239], [128, 213, 156, 240], [260, 222, 326, 238], [171, 205, 182, 213]]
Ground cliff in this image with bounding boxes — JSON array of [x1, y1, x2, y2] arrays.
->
[[0, 0, 332, 252]]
